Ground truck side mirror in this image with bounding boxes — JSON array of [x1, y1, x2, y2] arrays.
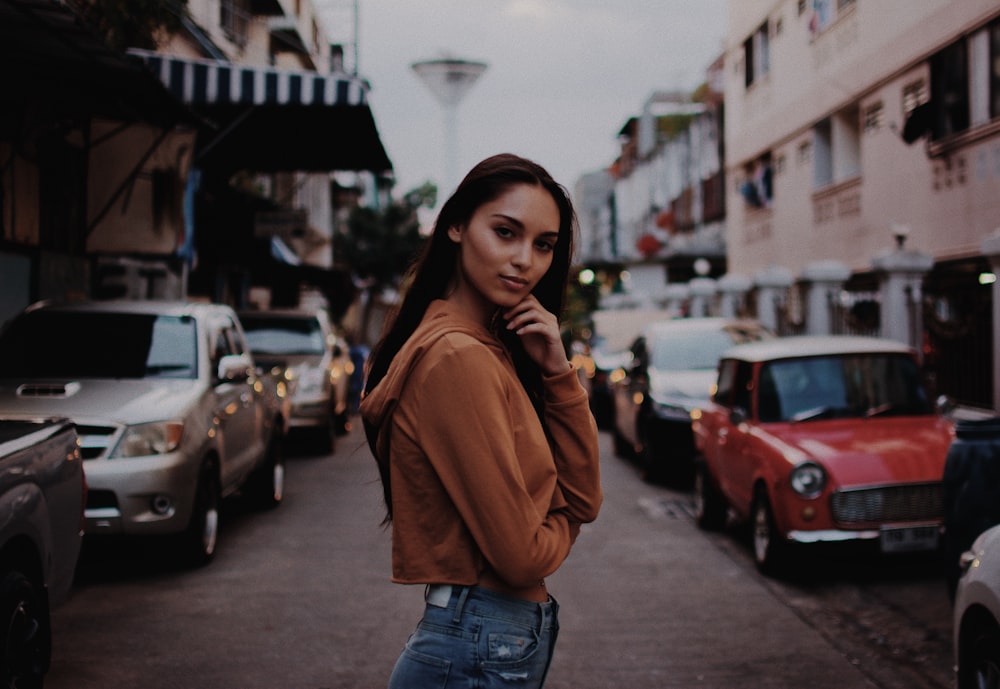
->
[[217, 353, 253, 382]]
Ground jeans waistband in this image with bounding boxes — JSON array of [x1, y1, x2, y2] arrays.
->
[[424, 584, 557, 626]]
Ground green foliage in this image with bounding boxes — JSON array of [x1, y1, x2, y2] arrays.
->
[[563, 272, 601, 345], [337, 182, 436, 288], [656, 113, 695, 139], [72, 0, 187, 53]]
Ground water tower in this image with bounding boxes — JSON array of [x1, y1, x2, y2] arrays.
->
[[411, 56, 488, 195]]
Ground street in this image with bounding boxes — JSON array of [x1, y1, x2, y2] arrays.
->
[[46, 423, 955, 689]]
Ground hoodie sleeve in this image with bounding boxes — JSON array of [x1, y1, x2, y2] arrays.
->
[[408, 336, 589, 588], [541, 366, 603, 524]]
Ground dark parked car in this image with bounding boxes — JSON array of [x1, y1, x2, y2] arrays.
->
[[0, 418, 85, 687], [693, 336, 954, 576], [609, 317, 771, 485], [942, 417, 1000, 598]]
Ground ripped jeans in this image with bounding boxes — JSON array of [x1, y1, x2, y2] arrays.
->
[[387, 585, 560, 689]]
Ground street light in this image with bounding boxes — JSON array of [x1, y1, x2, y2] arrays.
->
[[411, 56, 488, 195]]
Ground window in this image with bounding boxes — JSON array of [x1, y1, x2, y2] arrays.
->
[[810, 0, 855, 35], [928, 18, 1000, 140], [812, 104, 860, 187], [814, 119, 833, 186], [714, 360, 736, 405], [811, 0, 833, 33], [744, 21, 770, 89], [732, 362, 754, 415], [220, 0, 250, 47], [241, 316, 326, 356], [863, 102, 883, 134], [757, 354, 931, 422], [741, 153, 773, 208], [0, 312, 197, 379], [930, 39, 969, 139], [902, 79, 929, 114], [797, 140, 813, 166], [992, 22, 1000, 119]]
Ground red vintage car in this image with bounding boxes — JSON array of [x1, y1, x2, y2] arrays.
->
[[692, 335, 954, 575]]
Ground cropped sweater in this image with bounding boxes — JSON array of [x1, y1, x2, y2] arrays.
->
[[359, 300, 602, 591]]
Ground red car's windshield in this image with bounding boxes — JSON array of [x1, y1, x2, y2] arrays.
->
[[757, 353, 933, 422]]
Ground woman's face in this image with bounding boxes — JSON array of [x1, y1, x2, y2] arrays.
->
[[447, 183, 561, 321]]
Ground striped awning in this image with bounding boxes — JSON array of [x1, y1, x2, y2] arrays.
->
[[129, 50, 392, 174]]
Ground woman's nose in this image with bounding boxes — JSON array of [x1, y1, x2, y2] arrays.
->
[[511, 240, 532, 268]]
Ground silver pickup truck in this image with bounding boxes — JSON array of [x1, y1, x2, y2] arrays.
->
[[0, 300, 286, 568], [0, 417, 85, 688]]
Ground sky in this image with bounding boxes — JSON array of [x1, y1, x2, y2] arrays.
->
[[317, 0, 730, 198]]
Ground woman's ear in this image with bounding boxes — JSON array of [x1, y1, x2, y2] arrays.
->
[[447, 225, 463, 244]]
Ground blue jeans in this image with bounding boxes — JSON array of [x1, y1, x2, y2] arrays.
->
[[388, 585, 560, 689]]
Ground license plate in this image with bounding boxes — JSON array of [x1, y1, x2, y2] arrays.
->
[[880, 525, 940, 553]]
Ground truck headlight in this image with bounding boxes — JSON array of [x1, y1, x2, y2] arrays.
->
[[789, 461, 826, 498], [111, 421, 184, 457], [296, 367, 327, 394]]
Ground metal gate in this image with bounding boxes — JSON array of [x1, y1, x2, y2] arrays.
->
[[921, 260, 993, 408]]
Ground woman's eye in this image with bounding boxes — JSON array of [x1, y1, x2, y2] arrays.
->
[[535, 238, 556, 252], [495, 226, 514, 238]]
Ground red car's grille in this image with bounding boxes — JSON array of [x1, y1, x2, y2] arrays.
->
[[829, 483, 943, 525]]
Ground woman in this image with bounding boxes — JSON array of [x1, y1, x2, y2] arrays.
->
[[360, 153, 602, 688]]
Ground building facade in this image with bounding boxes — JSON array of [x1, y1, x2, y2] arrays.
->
[[0, 0, 392, 326], [576, 60, 728, 310], [724, 0, 1000, 409], [577, 0, 1000, 412]]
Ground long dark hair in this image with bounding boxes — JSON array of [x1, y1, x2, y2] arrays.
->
[[364, 153, 577, 519]]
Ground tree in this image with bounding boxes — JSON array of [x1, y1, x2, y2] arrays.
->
[[336, 182, 436, 341], [71, 0, 187, 53]]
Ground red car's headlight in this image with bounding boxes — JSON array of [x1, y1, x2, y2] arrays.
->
[[790, 461, 826, 498]]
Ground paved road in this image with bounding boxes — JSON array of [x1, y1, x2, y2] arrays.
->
[[46, 424, 954, 688]]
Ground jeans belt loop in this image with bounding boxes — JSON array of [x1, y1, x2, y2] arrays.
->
[[451, 585, 471, 623]]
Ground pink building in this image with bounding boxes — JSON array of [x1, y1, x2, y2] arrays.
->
[[724, 0, 1000, 411]]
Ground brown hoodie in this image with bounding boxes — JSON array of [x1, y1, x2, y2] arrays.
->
[[360, 300, 602, 593]]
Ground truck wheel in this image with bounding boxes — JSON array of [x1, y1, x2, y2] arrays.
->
[[0, 570, 50, 689], [248, 432, 284, 509], [179, 465, 220, 567]]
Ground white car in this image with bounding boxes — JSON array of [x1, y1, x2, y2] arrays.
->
[[954, 523, 1000, 689]]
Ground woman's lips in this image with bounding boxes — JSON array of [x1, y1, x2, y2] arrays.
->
[[500, 275, 529, 290]]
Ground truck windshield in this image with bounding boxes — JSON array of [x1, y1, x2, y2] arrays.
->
[[240, 316, 325, 356], [651, 330, 744, 371], [0, 311, 197, 379]]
